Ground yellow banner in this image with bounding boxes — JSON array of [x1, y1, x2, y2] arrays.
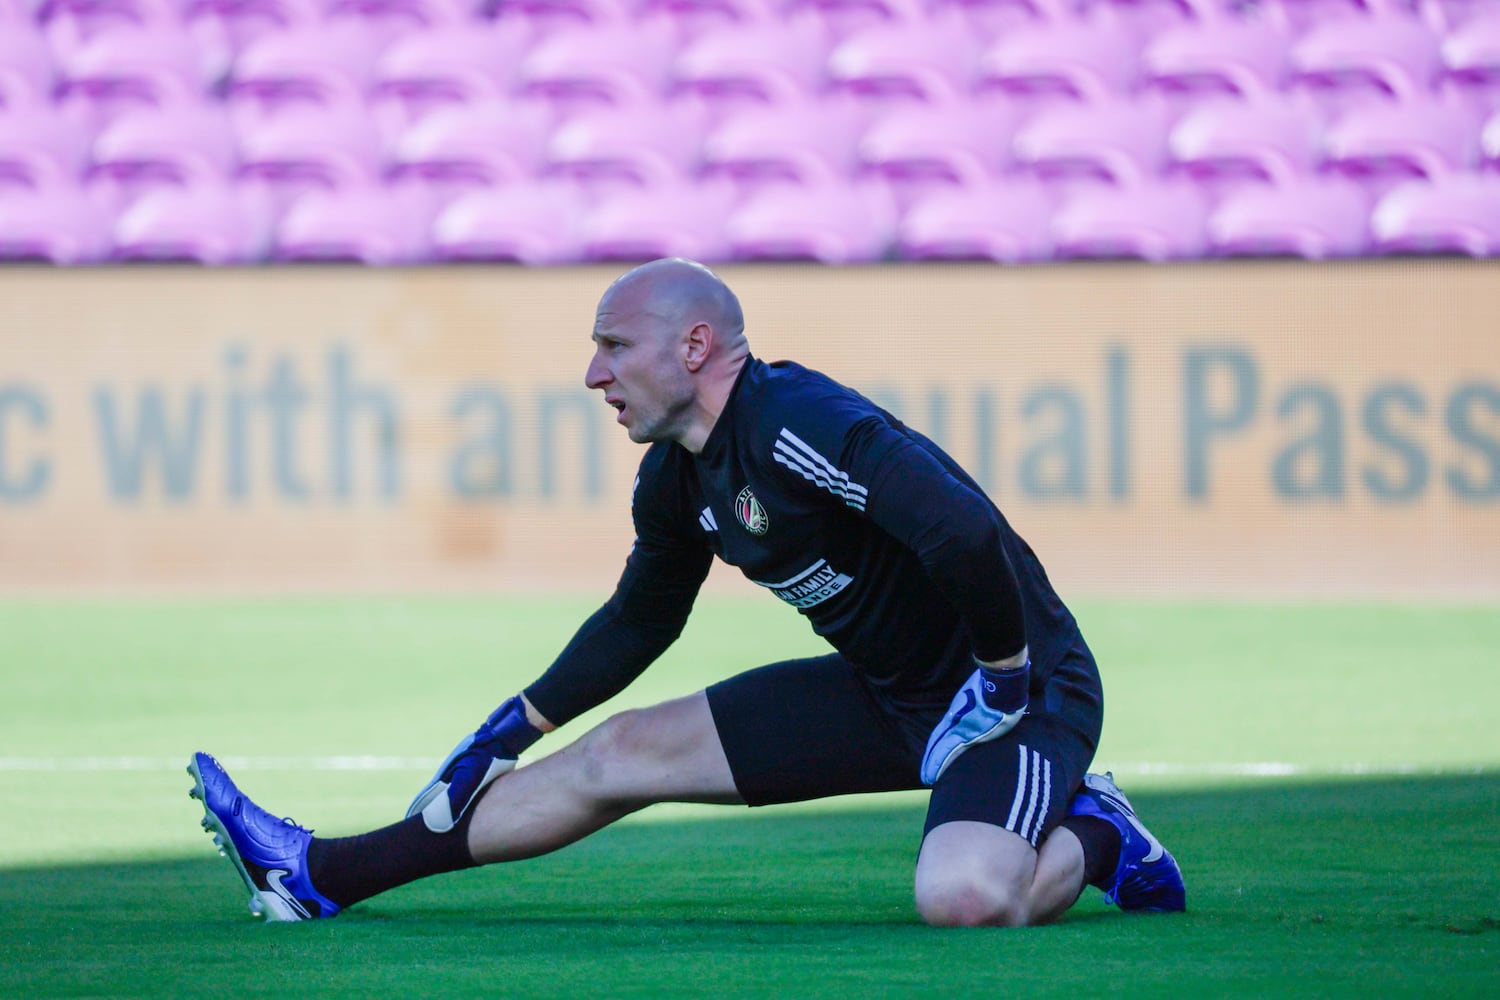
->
[[0, 262, 1495, 598]]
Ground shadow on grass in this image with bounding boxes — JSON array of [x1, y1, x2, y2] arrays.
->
[[1, 774, 1497, 998]]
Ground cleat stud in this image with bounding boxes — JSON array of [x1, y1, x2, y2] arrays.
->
[[201, 817, 210, 830]]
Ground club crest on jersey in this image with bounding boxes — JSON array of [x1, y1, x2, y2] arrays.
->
[[735, 486, 769, 535]]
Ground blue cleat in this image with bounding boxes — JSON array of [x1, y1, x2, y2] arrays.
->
[[1069, 771, 1186, 913], [187, 752, 340, 921]]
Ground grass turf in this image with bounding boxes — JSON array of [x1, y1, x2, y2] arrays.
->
[[0, 596, 1497, 997]]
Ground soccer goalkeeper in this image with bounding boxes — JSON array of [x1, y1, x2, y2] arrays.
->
[[190, 258, 1184, 926]]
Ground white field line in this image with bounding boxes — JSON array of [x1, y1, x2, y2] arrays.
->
[[0, 755, 437, 772], [0, 756, 1489, 776], [1116, 761, 1491, 777]]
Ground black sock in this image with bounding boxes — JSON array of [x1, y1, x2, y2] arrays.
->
[[306, 811, 478, 909], [1060, 815, 1121, 889]]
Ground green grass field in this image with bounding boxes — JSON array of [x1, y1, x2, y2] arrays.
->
[[1, 597, 1497, 997]]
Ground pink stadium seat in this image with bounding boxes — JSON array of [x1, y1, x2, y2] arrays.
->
[[1140, 18, 1293, 118], [40, 0, 192, 60], [894, 177, 1056, 261], [1014, 97, 1174, 193], [500, 0, 634, 36], [826, 14, 984, 111], [575, 179, 737, 261], [0, 106, 93, 193], [1320, 99, 1481, 200], [0, 0, 34, 22], [387, 100, 553, 208], [1419, 0, 1494, 33], [670, 20, 830, 123], [1484, 109, 1500, 170], [0, 183, 113, 262], [783, 0, 928, 43], [369, 21, 533, 137], [325, 0, 475, 45], [516, 21, 679, 119], [543, 103, 707, 195], [273, 182, 433, 262], [0, 87, 49, 119], [430, 180, 587, 263], [976, 19, 1142, 114], [640, 0, 778, 40], [1049, 179, 1210, 260], [183, 0, 327, 61], [227, 23, 384, 121], [236, 106, 385, 217], [857, 97, 1026, 209], [1438, 13, 1500, 118], [1078, 0, 1220, 45], [55, 27, 212, 134], [1370, 173, 1500, 254], [110, 181, 272, 262], [724, 179, 896, 262], [701, 98, 866, 195], [927, 0, 1072, 40], [1286, 16, 1443, 122], [1207, 174, 1370, 257], [0, 27, 59, 110], [1257, 0, 1415, 37], [1167, 95, 1324, 202], [86, 105, 240, 211]]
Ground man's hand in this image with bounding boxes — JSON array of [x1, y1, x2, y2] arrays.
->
[[407, 696, 543, 833], [920, 659, 1030, 785]]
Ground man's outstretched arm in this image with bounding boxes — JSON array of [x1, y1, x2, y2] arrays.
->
[[409, 530, 713, 831]]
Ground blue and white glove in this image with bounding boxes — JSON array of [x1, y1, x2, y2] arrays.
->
[[407, 696, 543, 833], [920, 659, 1030, 785]]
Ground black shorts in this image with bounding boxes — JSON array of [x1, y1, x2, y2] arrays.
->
[[705, 641, 1104, 847]]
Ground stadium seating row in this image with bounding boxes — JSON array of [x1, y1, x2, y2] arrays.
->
[[5, 163, 1499, 263], [10, 0, 1500, 57], [11, 87, 1498, 194], [7, 2, 1500, 123], [3, 0, 1500, 261]]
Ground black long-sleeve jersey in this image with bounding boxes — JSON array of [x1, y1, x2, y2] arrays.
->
[[525, 356, 1084, 727]]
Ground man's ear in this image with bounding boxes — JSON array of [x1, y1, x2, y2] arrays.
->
[[683, 321, 712, 372]]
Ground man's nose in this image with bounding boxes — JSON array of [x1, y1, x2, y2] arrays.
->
[[585, 353, 609, 390]]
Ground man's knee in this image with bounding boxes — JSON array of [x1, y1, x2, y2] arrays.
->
[[539, 691, 738, 812], [915, 822, 1036, 928], [573, 707, 660, 796], [573, 697, 723, 802], [915, 869, 1028, 928]]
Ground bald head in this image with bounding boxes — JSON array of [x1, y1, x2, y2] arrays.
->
[[586, 259, 751, 453], [597, 258, 747, 355]]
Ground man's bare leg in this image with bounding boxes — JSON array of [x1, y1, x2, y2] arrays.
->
[[467, 690, 743, 864], [914, 821, 1087, 927], [469, 691, 1090, 924]]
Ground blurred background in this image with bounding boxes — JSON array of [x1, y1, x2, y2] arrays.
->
[[0, 0, 1497, 865], [0, 0, 1498, 594], [1, 0, 1500, 263]]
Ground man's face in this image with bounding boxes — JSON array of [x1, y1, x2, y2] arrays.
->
[[585, 297, 694, 445]]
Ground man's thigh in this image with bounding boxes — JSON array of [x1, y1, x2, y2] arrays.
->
[[705, 654, 929, 806]]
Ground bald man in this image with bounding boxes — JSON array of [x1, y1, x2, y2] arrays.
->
[[190, 259, 1184, 926]]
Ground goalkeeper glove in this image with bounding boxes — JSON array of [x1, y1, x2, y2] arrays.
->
[[920, 659, 1030, 786], [407, 696, 543, 833]]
